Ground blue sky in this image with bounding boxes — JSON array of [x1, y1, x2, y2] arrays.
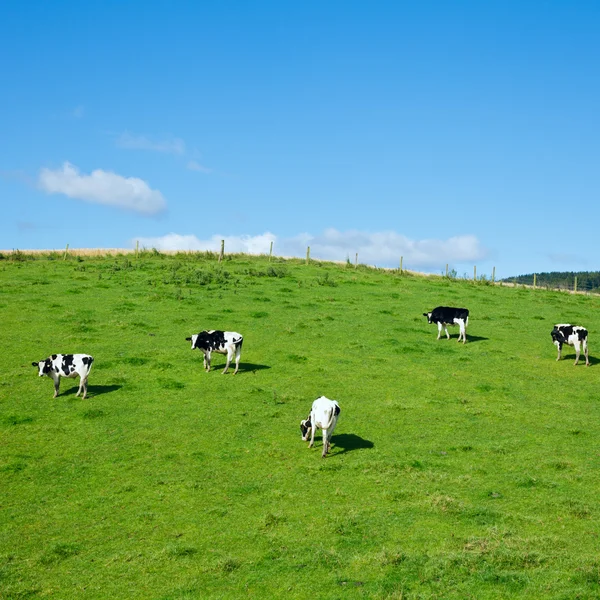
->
[[1, 1, 599, 278]]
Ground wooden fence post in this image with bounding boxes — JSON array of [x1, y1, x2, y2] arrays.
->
[[400, 256, 403, 274], [355, 252, 358, 269], [218, 240, 224, 263], [473, 265, 477, 281], [306, 246, 310, 265], [445, 264, 448, 277], [269, 241, 273, 262], [63, 243, 69, 260], [533, 273, 537, 289], [135, 240, 139, 259], [574, 276, 578, 293]]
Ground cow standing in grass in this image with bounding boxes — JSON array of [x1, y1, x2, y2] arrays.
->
[[423, 306, 469, 343], [551, 324, 590, 366], [186, 330, 243, 374], [32, 354, 94, 399], [300, 396, 341, 458]]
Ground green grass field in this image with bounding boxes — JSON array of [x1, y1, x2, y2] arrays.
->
[[1, 252, 600, 599]]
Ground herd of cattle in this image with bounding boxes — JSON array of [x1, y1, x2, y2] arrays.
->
[[31, 306, 591, 457]]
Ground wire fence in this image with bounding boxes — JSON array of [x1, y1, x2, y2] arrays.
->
[[3, 244, 600, 296]]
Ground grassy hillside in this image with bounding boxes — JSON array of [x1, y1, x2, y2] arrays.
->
[[1, 252, 600, 599]]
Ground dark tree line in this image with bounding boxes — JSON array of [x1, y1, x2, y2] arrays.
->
[[503, 271, 600, 291]]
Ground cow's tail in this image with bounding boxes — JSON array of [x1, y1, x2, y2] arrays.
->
[[235, 336, 243, 351]]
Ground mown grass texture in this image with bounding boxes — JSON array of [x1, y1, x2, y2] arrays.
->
[[1, 252, 600, 599]]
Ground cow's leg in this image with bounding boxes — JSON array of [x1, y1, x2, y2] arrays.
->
[[555, 341, 562, 361], [233, 344, 241, 375], [52, 374, 60, 398], [222, 347, 233, 374], [436, 322, 443, 340], [573, 340, 581, 365], [205, 350, 211, 372], [76, 376, 83, 397], [584, 339, 590, 366], [322, 428, 329, 457], [458, 319, 466, 343], [81, 377, 88, 399], [444, 325, 450, 340], [309, 424, 316, 448]]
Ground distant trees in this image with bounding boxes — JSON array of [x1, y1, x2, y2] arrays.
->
[[504, 271, 600, 292]]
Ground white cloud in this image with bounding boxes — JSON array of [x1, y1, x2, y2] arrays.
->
[[39, 162, 166, 215], [116, 131, 186, 155], [134, 232, 275, 253], [186, 160, 212, 174], [131, 229, 486, 268]]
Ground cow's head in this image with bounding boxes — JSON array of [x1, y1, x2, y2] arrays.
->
[[32, 359, 51, 376], [186, 334, 199, 349], [300, 416, 312, 441], [551, 327, 565, 345], [423, 312, 433, 324]]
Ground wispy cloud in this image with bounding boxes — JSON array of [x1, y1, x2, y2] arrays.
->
[[17, 221, 36, 232], [0, 169, 33, 185], [186, 160, 212, 174], [116, 131, 186, 155], [131, 229, 487, 268], [71, 105, 84, 119], [548, 253, 586, 266], [39, 162, 166, 216]]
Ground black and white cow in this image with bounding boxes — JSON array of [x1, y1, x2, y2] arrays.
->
[[186, 330, 243, 374], [551, 324, 590, 366], [300, 396, 341, 458], [423, 306, 469, 343], [32, 354, 94, 399]]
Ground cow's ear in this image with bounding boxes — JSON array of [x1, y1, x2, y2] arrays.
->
[[423, 313, 428, 317], [32, 362, 38, 367]]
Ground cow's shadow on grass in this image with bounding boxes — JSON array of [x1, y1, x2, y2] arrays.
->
[[332, 433, 374, 455], [464, 335, 488, 343], [558, 355, 599, 366], [237, 363, 271, 374], [62, 384, 123, 398]]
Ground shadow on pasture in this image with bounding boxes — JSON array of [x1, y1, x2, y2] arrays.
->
[[558, 354, 598, 366], [238, 362, 271, 374], [332, 433, 374, 456], [62, 384, 123, 398], [464, 335, 488, 343]]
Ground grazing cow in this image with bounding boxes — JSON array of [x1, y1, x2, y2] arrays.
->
[[423, 306, 469, 343], [32, 354, 94, 399], [300, 396, 341, 458], [551, 324, 590, 366], [186, 330, 243, 374]]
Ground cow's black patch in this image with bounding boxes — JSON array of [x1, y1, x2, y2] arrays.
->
[[61, 354, 75, 376], [51, 354, 57, 360], [43, 360, 52, 374], [334, 404, 341, 417], [425, 306, 469, 325], [301, 418, 312, 437], [82, 356, 93, 366], [194, 330, 227, 351]]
